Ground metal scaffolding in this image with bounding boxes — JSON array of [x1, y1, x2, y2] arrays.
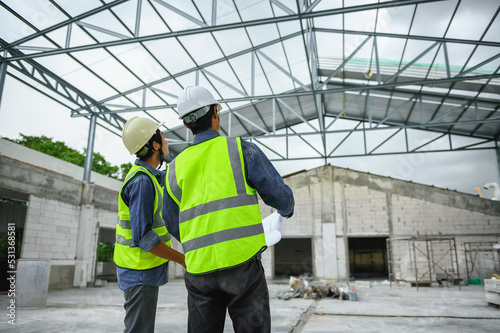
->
[[464, 241, 499, 284], [387, 237, 461, 291]]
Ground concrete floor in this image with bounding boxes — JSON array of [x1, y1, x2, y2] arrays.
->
[[1, 280, 499, 333]]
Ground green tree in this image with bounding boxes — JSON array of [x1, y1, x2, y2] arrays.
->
[[5, 134, 132, 181]]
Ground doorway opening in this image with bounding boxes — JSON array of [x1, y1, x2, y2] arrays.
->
[[0, 188, 29, 291], [95, 227, 117, 282], [348, 237, 388, 280], [274, 238, 312, 280]]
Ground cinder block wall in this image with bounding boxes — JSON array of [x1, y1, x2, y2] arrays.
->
[[260, 165, 500, 282], [0, 140, 123, 289], [22, 196, 80, 260]]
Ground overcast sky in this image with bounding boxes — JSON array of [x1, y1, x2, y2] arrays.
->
[[1, 0, 499, 199]]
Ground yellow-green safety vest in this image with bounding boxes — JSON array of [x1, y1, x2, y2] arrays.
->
[[114, 164, 172, 270], [165, 136, 266, 275]]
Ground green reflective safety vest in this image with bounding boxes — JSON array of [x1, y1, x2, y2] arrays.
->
[[114, 164, 172, 270], [165, 136, 266, 275]]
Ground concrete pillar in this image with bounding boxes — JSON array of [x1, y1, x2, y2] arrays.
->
[[322, 223, 338, 278], [341, 180, 349, 282], [320, 166, 338, 279], [73, 182, 98, 287]]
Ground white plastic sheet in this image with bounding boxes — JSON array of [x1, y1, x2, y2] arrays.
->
[[262, 211, 283, 246]]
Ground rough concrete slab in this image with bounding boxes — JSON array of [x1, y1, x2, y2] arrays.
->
[[1, 280, 499, 332]]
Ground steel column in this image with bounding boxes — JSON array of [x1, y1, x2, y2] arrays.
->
[[0, 61, 7, 108], [83, 114, 97, 182]]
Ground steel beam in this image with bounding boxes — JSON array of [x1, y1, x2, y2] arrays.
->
[[2, 1, 452, 62], [72, 72, 500, 117], [318, 36, 372, 90], [1, 0, 129, 49], [83, 114, 97, 182], [0, 60, 7, 108]]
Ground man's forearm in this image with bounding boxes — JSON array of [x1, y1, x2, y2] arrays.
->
[[149, 242, 186, 268]]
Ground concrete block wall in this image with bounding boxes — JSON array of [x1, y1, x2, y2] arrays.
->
[[96, 209, 119, 230], [0, 146, 121, 288], [344, 185, 389, 235], [391, 195, 499, 236], [273, 164, 500, 282], [22, 196, 80, 260]]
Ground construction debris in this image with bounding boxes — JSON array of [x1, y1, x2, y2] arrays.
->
[[274, 275, 354, 300]]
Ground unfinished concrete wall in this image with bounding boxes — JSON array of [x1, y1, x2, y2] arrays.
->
[[260, 165, 500, 282], [0, 139, 123, 289]]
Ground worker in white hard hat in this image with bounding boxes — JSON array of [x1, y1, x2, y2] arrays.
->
[[163, 86, 294, 332], [114, 116, 186, 333]]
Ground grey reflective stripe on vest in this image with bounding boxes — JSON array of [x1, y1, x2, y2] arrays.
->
[[168, 137, 258, 224], [168, 159, 182, 202], [180, 194, 258, 223], [227, 138, 246, 195], [117, 166, 171, 246], [182, 223, 264, 253], [116, 234, 134, 247], [119, 218, 166, 230], [116, 233, 171, 248]]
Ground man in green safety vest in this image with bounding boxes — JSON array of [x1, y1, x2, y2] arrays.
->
[[163, 86, 295, 332], [114, 116, 186, 333]]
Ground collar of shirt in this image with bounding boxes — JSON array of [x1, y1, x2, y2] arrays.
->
[[193, 130, 220, 146], [135, 159, 163, 183]]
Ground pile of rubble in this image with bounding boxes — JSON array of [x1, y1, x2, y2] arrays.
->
[[274, 275, 353, 300]]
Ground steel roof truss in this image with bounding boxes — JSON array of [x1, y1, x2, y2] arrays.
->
[[0, 61, 7, 106], [3, 0, 129, 49], [253, 138, 286, 160], [276, 98, 317, 132], [368, 129, 403, 155], [429, 102, 468, 124], [375, 94, 419, 128], [202, 69, 248, 97], [75, 21, 129, 40], [256, 50, 310, 92], [457, 53, 500, 78], [270, 0, 295, 15], [328, 122, 363, 157], [288, 126, 323, 157], [232, 111, 270, 135], [152, 0, 208, 27], [384, 42, 440, 85], [318, 35, 373, 90], [326, 90, 364, 130], [411, 133, 448, 153]]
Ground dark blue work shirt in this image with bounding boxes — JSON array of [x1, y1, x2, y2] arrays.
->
[[162, 130, 295, 242], [116, 159, 169, 291]]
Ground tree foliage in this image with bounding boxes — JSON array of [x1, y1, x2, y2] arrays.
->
[[6, 134, 132, 181]]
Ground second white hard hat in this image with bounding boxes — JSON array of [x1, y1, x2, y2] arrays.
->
[[122, 116, 163, 155], [177, 86, 218, 122]]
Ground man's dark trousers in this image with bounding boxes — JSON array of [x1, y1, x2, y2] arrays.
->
[[184, 258, 271, 333]]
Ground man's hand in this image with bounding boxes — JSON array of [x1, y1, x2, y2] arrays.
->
[[149, 242, 186, 269]]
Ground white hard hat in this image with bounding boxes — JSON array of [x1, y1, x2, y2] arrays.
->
[[177, 86, 218, 122], [122, 116, 163, 155]]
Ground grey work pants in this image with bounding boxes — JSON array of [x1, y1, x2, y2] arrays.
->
[[184, 259, 271, 333], [123, 284, 159, 333]]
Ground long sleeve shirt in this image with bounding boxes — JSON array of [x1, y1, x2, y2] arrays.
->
[[162, 130, 295, 242], [116, 159, 169, 291]]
